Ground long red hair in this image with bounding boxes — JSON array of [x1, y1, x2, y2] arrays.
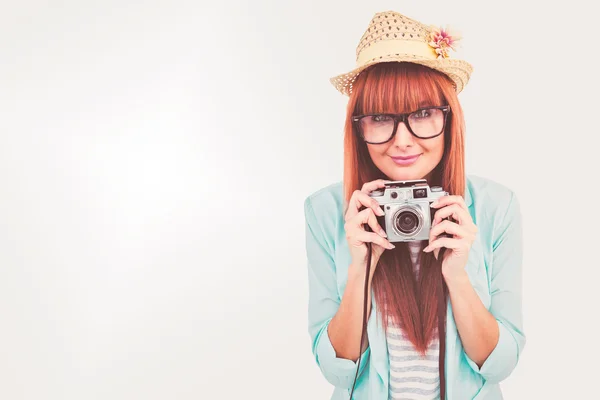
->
[[342, 62, 466, 362]]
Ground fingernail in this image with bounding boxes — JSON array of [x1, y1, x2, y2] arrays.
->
[[376, 207, 385, 216], [388, 243, 396, 249], [423, 246, 430, 252], [430, 201, 438, 208], [379, 229, 387, 237]]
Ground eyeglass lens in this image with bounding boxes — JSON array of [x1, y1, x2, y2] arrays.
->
[[358, 108, 445, 142]]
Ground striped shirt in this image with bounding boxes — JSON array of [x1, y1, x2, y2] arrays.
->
[[387, 240, 440, 400]]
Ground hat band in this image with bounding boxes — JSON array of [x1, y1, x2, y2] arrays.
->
[[356, 39, 438, 66]]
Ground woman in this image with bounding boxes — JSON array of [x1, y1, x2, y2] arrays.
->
[[304, 10, 525, 400]]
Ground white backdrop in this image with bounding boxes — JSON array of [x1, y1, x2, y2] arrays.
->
[[1, 1, 598, 399]]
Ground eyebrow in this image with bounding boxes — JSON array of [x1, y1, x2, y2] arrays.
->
[[366, 103, 439, 116]]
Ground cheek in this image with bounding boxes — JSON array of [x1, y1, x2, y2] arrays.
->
[[424, 137, 444, 157], [367, 145, 388, 162]]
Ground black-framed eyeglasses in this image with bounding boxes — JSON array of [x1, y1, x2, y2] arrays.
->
[[352, 105, 451, 144]]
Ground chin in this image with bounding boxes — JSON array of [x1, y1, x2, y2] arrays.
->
[[384, 170, 421, 181], [384, 167, 436, 183]]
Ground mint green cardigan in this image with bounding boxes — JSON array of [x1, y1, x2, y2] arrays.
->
[[303, 174, 526, 399]]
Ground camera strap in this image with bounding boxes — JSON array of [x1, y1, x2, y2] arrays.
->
[[348, 243, 449, 399]]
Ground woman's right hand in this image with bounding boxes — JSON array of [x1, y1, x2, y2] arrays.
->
[[344, 179, 396, 280]]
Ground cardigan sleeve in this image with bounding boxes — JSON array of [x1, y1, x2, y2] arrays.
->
[[304, 196, 370, 389], [465, 191, 527, 383]]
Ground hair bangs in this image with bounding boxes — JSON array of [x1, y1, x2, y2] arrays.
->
[[354, 62, 449, 116]]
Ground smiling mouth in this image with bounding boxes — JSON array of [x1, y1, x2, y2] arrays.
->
[[390, 154, 421, 165], [391, 154, 422, 160]]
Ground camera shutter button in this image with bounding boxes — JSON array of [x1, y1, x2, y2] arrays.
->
[[431, 186, 443, 192]]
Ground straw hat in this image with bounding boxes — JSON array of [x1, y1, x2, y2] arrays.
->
[[330, 10, 474, 96]]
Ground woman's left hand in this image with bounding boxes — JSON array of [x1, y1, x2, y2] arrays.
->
[[423, 195, 478, 280]]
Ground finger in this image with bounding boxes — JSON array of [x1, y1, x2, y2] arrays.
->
[[345, 190, 385, 222], [354, 230, 395, 250], [429, 219, 470, 242], [432, 204, 470, 227], [360, 179, 388, 194], [430, 195, 468, 213], [423, 237, 467, 252], [350, 207, 386, 238]]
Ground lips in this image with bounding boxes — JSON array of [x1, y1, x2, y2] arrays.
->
[[390, 154, 421, 166], [391, 154, 421, 161]]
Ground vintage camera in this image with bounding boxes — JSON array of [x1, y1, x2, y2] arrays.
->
[[369, 179, 450, 242]]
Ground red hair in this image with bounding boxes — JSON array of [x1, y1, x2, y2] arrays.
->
[[341, 62, 467, 394]]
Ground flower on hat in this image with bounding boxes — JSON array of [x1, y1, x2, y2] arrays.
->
[[428, 25, 462, 59]]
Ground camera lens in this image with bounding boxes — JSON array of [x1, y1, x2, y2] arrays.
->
[[395, 210, 420, 234]]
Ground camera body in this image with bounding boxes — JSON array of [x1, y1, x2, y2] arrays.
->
[[369, 179, 449, 242]]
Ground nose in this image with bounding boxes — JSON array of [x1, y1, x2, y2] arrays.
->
[[391, 121, 415, 148]]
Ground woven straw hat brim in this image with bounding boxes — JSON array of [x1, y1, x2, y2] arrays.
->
[[330, 54, 474, 96]]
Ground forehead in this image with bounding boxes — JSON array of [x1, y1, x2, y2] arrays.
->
[[356, 81, 444, 115], [359, 93, 443, 115]]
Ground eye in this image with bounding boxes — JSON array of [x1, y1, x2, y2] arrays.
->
[[371, 114, 392, 122], [412, 109, 432, 119]]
